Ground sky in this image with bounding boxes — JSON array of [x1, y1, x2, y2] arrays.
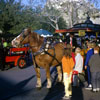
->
[[21, 0, 28, 5], [16, 0, 100, 9], [20, 0, 46, 6]]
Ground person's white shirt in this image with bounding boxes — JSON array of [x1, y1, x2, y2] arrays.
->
[[74, 53, 83, 73]]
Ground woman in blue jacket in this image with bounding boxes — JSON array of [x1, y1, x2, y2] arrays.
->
[[85, 42, 96, 90]]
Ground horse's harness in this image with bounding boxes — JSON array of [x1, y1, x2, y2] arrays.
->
[[19, 30, 29, 45], [32, 38, 61, 67], [20, 30, 61, 67]]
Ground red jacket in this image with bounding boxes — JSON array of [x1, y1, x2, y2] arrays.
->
[[72, 52, 75, 64]]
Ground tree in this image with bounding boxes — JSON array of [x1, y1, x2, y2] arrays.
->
[[45, 0, 100, 28], [87, 0, 100, 9], [38, 1, 67, 31], [0, 0, 44, 35], [0, 0, 24, 34], [25, 0, 67, 32]]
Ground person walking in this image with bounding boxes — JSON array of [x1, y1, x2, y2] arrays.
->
[[89, 46, 100, 92], [85, 42, 96, 90], [62, 44, 75, 99]]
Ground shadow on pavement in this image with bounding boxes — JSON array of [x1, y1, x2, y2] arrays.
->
[[43, 82, 64, 100], [0, 75, 35, 100], [43, 80, 84, 100], [71, 86, 84, 100]]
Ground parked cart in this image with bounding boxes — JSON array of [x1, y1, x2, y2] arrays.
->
[[0, 47, 30, 70]]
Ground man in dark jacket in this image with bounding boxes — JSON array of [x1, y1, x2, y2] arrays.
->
[[66, 33, 78, 51], [0, 45, 5, 71], [89, 46, 100, 92]]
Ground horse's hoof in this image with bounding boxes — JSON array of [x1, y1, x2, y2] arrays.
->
[[36, 83, 41, 88], [56, 79, 62, 83], [47, 85, 52, 89], [36, 85, 41, 89], [36, 87, 41, 90]]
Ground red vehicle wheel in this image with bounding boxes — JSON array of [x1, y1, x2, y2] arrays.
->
[[17, 57, 26, 69]]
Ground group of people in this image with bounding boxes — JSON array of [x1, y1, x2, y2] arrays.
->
[[84, 42, 100, 92], [61, 33, 100, 99]]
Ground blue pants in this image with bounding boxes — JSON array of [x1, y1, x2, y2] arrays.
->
[[87, 66, 91, 85]]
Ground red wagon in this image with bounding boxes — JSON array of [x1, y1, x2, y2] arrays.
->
[[5, 47, 30, 69]]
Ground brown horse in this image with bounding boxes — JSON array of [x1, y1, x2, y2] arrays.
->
[[11, 28, 65, 88]]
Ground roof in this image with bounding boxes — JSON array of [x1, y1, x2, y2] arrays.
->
[[55, 28, 93, 33], [55, 16, 100, 34], [34, 29, 53, 37]]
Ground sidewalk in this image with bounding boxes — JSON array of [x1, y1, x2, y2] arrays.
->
[[0, 66, 58, 100], [0, 66, 100, 100], [6, 83, 100, 100]]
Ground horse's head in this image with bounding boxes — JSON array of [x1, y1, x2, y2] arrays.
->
[[11, 28, 31, 47]]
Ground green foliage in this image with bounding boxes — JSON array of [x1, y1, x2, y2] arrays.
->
[[41, 22, 55, 33], [58, 17, 67, 29], [0, 0, 23, 34], [40, 17, 67, 33], [0, 0, 43, 36], [0, 0, 67, 38]]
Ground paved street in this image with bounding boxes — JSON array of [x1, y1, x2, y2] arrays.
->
[[0, 65, 100, 100]]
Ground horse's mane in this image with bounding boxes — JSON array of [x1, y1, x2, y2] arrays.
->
[[31, 31, 44, 45]]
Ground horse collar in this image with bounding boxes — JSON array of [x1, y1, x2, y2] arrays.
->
[[32, 38, 48, 56]]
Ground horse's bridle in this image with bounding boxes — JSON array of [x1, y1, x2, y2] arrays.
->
[[19, 31, 59, 65], [19, 30, 40, 50], [19, 31, 61, 66], [20, 30, 29, 44]]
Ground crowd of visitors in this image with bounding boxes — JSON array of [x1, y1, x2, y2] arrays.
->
[[61, 33, 100, 99]]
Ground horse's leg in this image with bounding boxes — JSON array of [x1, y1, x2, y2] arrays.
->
[[32, 56, 41, 88], [56, 65, 62, 82], [34, 67, 42, 88], [46, 67, 52, 88]]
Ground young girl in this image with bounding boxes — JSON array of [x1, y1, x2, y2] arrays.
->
[[62, 44, 75, 99]]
